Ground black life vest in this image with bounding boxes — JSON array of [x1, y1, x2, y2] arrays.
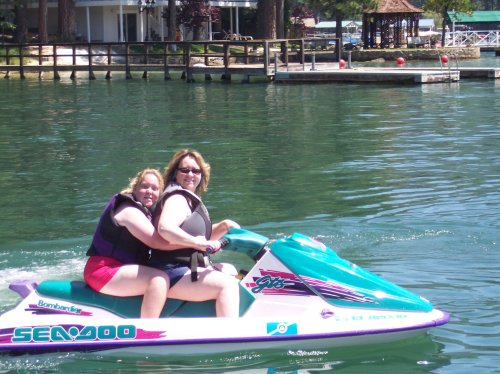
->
[[86, 193, 151, 265], [150, 183, 212, 281]]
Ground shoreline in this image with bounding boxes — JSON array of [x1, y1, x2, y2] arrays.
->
[[341, 47, 481, 62], [2, 44, 494, 82]]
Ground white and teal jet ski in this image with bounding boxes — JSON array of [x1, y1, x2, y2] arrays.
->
[[0, 228, 449, 356]]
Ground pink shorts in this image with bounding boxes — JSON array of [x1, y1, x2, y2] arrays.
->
[[84, 256, 123, 292]]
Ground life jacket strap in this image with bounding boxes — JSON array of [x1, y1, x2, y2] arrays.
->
[[190, 252, 208, 281]]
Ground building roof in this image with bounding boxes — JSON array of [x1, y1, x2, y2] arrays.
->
[[366, 0, 423, 14], [447, 10, 500, 23]]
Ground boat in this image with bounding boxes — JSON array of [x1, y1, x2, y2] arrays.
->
[[0, 228, 449, 356]]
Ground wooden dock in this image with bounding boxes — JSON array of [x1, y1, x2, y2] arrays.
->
[[1, 40, 498, 84], [0, 39, 340, 83]]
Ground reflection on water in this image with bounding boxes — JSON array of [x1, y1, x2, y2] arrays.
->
[[0, 335, 447, 373]]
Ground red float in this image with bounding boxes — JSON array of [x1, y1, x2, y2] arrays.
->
[[339, 59, 346, 69], [441, 55, 449, 64], [396, 57, 405, 66]]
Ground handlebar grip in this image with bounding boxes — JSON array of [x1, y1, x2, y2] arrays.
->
[[219, 237, 230, 248], [207, 238, 229, 254]]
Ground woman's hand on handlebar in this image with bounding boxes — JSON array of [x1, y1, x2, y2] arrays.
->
[[206, 239, 223, 254], [193, 236, 222, 253]]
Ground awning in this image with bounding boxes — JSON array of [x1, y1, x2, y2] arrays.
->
[[447, 10, 500, 23]]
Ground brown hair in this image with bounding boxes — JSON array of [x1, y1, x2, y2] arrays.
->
[[163, 149, 210, 196]]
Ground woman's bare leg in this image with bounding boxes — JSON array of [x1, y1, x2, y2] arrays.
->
[[169, 268, 239, 317], [99, 264, 170, 318]]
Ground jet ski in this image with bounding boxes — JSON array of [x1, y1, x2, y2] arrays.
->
[[0, 228, 449, 356]]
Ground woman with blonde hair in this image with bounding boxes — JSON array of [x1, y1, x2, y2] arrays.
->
[[84, 168, 177, 318], [150, 150, 241, 317]]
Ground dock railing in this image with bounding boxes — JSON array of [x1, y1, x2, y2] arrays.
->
[[0, 38, 341, 81], [445, 30, 500, 48]]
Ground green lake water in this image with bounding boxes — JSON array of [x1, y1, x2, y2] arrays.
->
[[0, 52, 499, 373]]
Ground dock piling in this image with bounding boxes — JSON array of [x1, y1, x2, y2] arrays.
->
[[2, 39, 493, 84]]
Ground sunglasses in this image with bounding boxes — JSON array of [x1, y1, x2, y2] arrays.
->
[[177, 167, 202, 175]]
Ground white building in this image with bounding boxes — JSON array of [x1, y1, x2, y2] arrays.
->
[[2, 0, 256, 42], [418, 18, 436, 32], [314, 20, 362, 35]]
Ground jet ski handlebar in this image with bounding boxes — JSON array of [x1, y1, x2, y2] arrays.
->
[[214, 228, 270, 260]]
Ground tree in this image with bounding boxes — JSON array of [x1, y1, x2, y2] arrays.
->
[[256, 0, 276, 39], [167, 0, 177, 42], [14, 0, 28, 43], [38, 0, 48, 43], [308, 0, 376, 39], [424, 0, 473, 44], [58, 0, 76, 42], [276, 0, 285, 38], [290, 4, 315, 38], [162, 0, 177, 48], [178, 0, 219, 40], [1, 6, 16, 44]]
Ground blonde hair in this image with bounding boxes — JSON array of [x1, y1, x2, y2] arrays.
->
[[163, 149, 210, 196], [121, 168, 164, 195]]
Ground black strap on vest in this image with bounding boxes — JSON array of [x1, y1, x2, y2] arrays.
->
[[190, 252, 209, 281]]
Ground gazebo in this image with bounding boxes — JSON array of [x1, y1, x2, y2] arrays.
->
[[362, 0, 424, 48]]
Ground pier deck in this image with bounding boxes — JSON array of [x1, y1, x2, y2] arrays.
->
[[273, 63, 499, 83], [1, 41, 498, 84], [274, 66, 460, 83]]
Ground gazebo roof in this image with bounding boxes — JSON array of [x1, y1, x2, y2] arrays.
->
[[367, 0, 424, 14]]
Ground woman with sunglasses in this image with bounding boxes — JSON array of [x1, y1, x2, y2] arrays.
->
[[149, 149, 240, 317], [84, 168, 179, 318]]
